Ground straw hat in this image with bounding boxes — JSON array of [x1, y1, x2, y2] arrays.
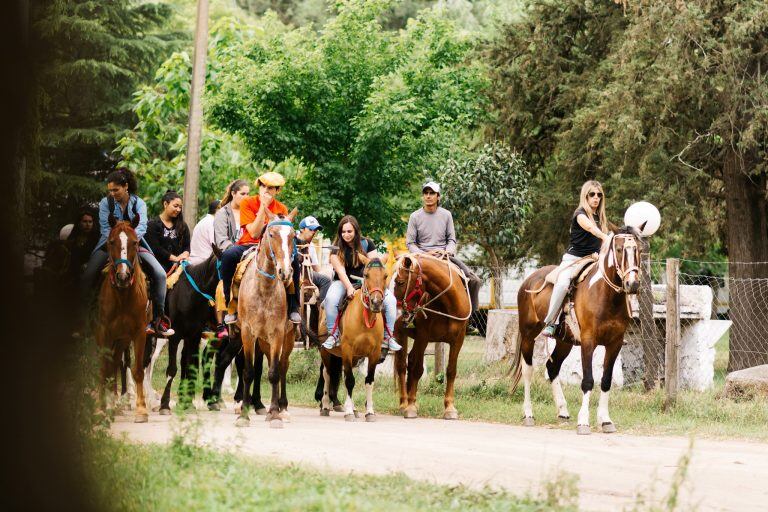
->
[[256, 171, 285, 188]]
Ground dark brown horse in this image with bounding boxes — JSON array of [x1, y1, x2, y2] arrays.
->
[[513, 227, 643, 434], [236, 210, 297, 428], [391, 253, 472, 420], [320, 255, 386, 421], [96, 217, 150, 423]]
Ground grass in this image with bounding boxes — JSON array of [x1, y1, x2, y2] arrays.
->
[[86, 434, 577, 512], [149, 333, 768, 441]]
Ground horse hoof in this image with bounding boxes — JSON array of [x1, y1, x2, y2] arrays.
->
[[134, 413, 148, 423], [353, 410, 360, 418], [333, 405, 345, 413], [234, 403, 242, 414], [159, 408, 171, 416], [320, 408, 330, 416], [207, 402, 220, 412], [344, 414, 355, 422], [602, 422, 617, 434], [558, 415, 570, 424], [151, 405, 161, 412], [577, 425, 591, 435], [269, 419, 284, 429], [404, 406, 418, 419], [255, 407, 268, 415], [279, 411, 291, 422], [443, 410, 459, 420], [522, 416, 535, 427], [365, 413, 376, 422], [235, 417, 250, 427]]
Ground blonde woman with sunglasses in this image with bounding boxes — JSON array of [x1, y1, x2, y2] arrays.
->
[[541, 180, 610, 337]]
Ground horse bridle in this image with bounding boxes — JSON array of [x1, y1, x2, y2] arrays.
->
[[599, 233, 641, 293], [108, 229, 138, 288], [360, 259, 385, 311], [256, 220, 296, 281]]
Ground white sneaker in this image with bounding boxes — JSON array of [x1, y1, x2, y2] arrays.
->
[[321, 332, 340, 350], [384, 337, 402, 352], [224, 313, 237, 325]]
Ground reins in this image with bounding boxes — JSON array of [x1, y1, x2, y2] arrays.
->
[[360, 259, 385, 329], [396, 253, 472, 322], [181, 259, 221, 304]]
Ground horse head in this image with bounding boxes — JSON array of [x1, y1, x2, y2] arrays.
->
[[606, 226, 644, 294], [264, 208, 298, 285], [107, 221, 140, 289], [360, 254, 387, 313]]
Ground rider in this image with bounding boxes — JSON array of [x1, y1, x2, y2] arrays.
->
[[406, 180, 482, 315], [219, 171, 301, 325], [541, 180, 609, 338], [80, 168, 174, 336], [321, 215, 402, 352], [294, 215, 331, 304], [213, 179, 249, 338], [144, 190, 190, 274], [188, 199, 220, 265]]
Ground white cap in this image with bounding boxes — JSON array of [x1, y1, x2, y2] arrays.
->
[[422, 181, 441, 194], [299, 216, 323, 231], [59, 224, 74, 240]]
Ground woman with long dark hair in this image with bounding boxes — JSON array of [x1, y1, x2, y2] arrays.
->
[[66, 207, 99, 278], [79, 168, 174, 336], [145, 190, 191, 274], [321, 215, 401, 352]]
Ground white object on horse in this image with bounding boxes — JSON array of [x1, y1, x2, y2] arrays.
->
[[59, 223, 74, 240], [624, 201, 660, 236]]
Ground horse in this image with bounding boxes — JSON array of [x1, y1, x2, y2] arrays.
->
[[95, 216, 150, 423], [210, 331, 268, 414], [236, 210, 298, 428], [391, 252, 472, 420], [512, 226, 643, 435], [319, 256, 387, 422], [154, 246, 223, 413]]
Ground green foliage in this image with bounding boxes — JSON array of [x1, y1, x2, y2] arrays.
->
[[209, 0, 488, 237], [29, 0, 183, 242], [439, 142, 530, 267]]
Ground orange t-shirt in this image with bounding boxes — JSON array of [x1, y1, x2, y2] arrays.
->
[[237, 196, 289, 245]]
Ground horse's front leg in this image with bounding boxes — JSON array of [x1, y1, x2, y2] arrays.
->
[[394, 320, 408, 411], [577, 339, 596, 435], [160, 337, 180, 414], [236, 331, 254, 427], [252, 345, 267, 414], [319, 359, 331, 416], [364, 357, 377, 422], [266, 334, 283, 428], [546, 339, 573, 422], [132, 328, 149, 423], [443, 333, 465, 420], [277, 327, 293, 422], [597, 339, 622, 433], [342, 354, 356, 422]]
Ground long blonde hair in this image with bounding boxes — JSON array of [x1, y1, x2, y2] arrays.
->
[[577, 180, 608, 233]]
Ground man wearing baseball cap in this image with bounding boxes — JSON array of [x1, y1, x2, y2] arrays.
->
[[293, 216, 331, 304], [406, 180, 482, 315]]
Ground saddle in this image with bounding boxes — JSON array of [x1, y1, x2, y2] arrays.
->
[[227, 246, 259, 314], [166, 264, 184, 289], [544, 254, 598, 286]]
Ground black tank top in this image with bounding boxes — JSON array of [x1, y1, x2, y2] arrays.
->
[[567, 207, 602, 257]]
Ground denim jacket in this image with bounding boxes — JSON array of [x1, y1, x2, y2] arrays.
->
[[92, 194, 153, 254]]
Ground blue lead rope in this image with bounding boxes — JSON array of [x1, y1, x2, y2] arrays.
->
[[181, 260, 215, 302]]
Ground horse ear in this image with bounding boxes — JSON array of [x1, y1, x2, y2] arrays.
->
[[286, 207, 298, 222], [638, 220, 648, 235], [211, 243, 223, 259], [358, 252, 370, 266], [108, 214, 117, 228], [402, 256, 412, 269], [130, 213, 140, 229]]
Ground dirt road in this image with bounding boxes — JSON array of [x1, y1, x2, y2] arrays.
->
[[111, 406, 768, 511]]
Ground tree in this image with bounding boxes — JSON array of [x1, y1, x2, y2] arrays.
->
[[208, 0, 489, 237], [28, 0, 183, 245], [438, 142, 530, 307]]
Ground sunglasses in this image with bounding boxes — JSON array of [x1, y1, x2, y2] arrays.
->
[[588, 191, 603, 198]]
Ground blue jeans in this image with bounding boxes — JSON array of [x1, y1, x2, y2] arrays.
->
[[324, 280, 396, 341], [80, 247, 167, 317]]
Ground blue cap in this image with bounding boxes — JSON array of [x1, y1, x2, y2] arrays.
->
[[299, 216, 322, 231]]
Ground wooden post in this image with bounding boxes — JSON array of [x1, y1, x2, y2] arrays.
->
[[434, 342, 446, 376], [664, 258, 680, 409], [182, 0, 209, 225]]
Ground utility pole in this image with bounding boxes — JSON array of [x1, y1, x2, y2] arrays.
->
[[182, 0, 209, 224]]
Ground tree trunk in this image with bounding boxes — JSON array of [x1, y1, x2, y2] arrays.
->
[[484, 245, 503, 309], [723, 149, 768, 371]]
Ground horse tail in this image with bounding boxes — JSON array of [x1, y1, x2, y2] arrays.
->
[[508, 331, 523, 394], [299, 316, 322, 347]]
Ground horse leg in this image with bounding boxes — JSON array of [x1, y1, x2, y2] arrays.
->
[[159, 337, 179, 414], [520, 333, 536, 426], [177, 339, 193, 409], [577, 340, 596, 435], [319, 359, 331, 416], [329, 354, 343, 411], [597, 339, 622, 433], [202, 338, 216, 408], [342, 356, 356, 422], [404, 334, 429, 419], [443, 334, 465, 420], [546, 339, 572, 421], [277, 329, 293, 422], [252, 346, 267, 414], [314, 361, 325, 403], [210, 335, 231, 408], [236, 331, 254, 427], [364, 358, 377, 422], [132, 329, 149, 423], [266, 338, 283, 428], [394, 322, 409, 411], [147, 336, 166, 408]]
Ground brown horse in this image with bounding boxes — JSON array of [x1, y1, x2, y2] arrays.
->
[[513, 227, 643, 435], [236, 210, 297, 428], [96, 217, 150, 423], [320, 256, 386, 422], [391, 253, 472, 420]]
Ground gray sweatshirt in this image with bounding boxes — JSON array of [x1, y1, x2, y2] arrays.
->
[[406, 207, 457, 254]]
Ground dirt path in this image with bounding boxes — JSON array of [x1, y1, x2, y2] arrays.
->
[[111, 406, 768, 511]]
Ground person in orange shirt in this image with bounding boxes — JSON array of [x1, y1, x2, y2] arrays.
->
[[220, 171, 300, 325]]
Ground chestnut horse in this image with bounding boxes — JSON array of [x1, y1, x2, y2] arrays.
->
[[391, 253, 472, 420], [236, 210, 297, 428], [96, 217, 150, 423], [513, 227, 643, 435], [320, 256, 386, 422]]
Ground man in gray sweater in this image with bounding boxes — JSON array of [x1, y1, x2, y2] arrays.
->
[[406, 181, 481, 314]]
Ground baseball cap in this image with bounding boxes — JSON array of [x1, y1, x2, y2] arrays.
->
[[422, 181, 441, 194], [299, 216, 322, 231]]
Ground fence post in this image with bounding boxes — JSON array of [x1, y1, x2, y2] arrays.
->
[[639, 251, 663, 390], [664, 258, 680, 409], [434, 342, 446, 375]]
